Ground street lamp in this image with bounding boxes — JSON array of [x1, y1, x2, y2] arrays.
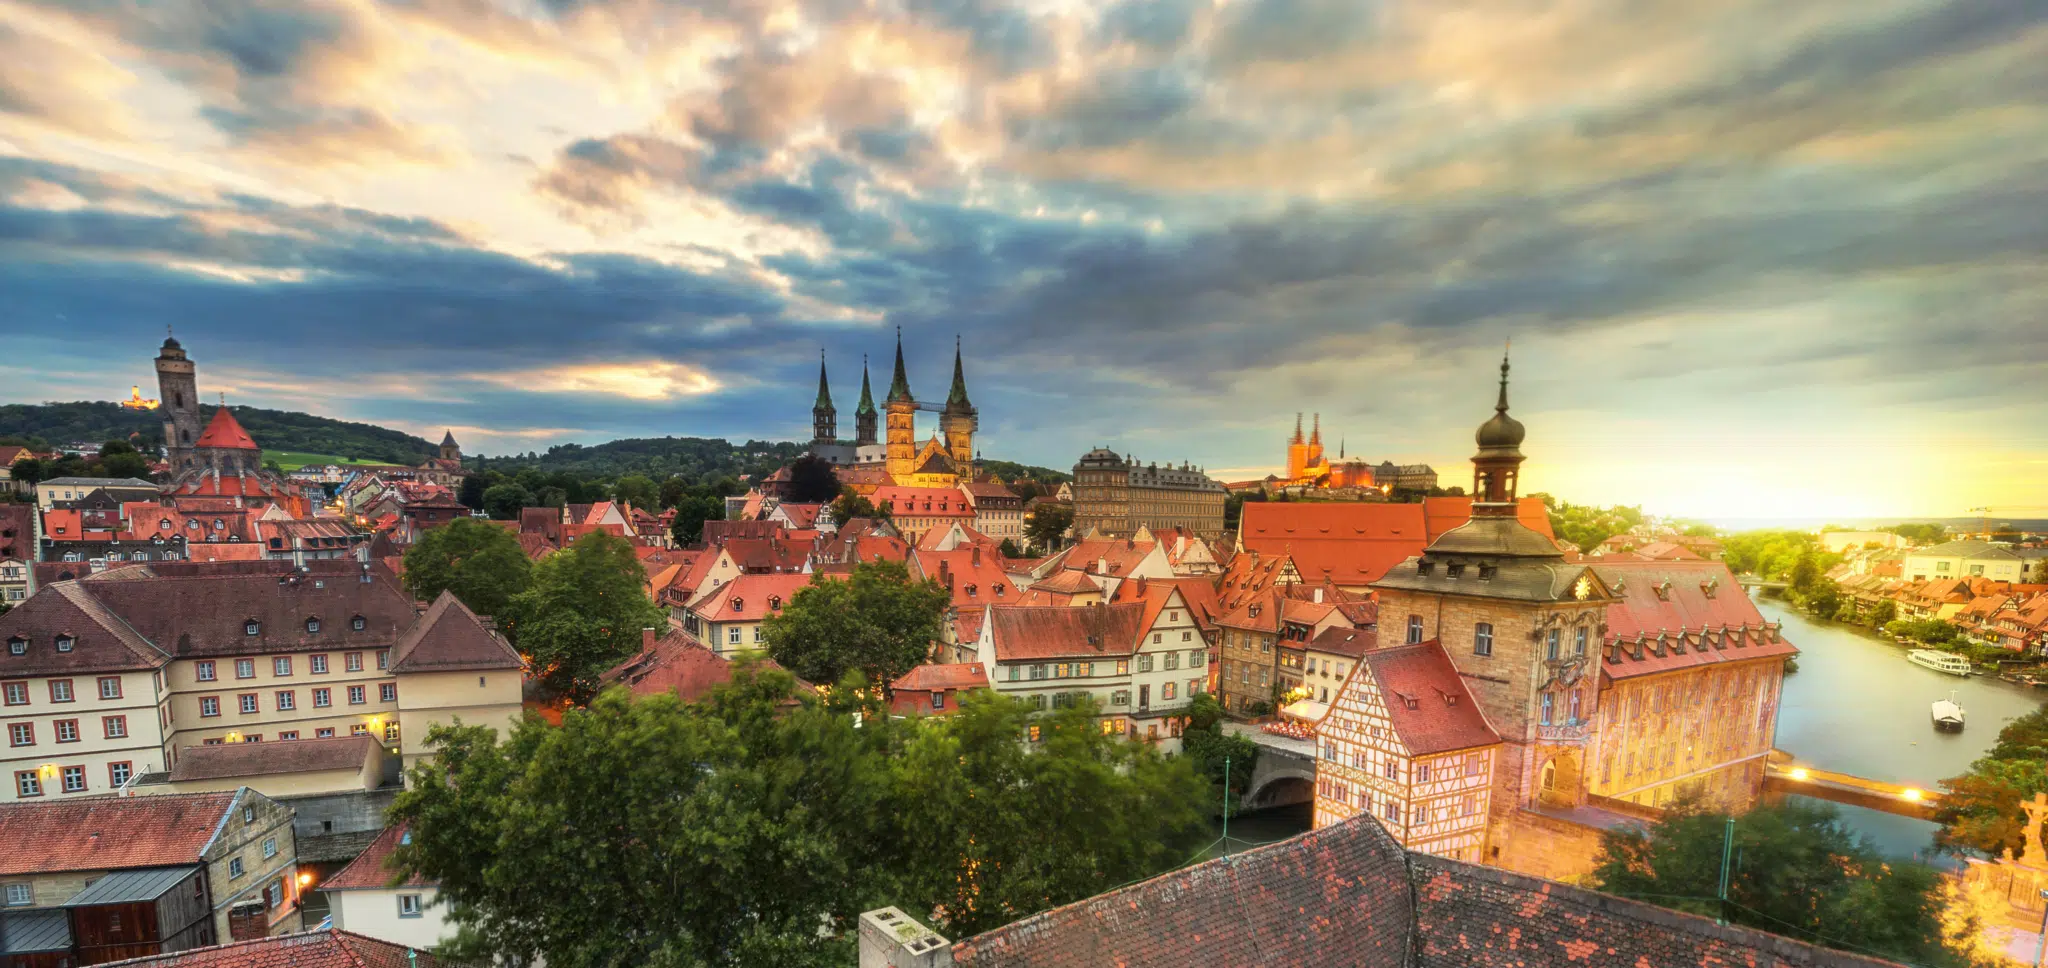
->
[[1787, 768, 1809, 781]]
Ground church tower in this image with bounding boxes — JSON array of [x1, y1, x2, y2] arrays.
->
[[940, 337, 977, 477], [812, 351, 838, 445], [854, 355, 878, 447], [1471, 347, 1526, 515], [155, 334, 202, 474], [439, 430, 461, 462], [1285, 413, 1309, 481], [884, 330, 918, 480], [1307, 413, 1325, 469]]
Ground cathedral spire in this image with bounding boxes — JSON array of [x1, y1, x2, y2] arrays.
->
[[1292, 413, 1304, 444], [814, 349, 834, 411], [887, 326, 913, 404], [945, 335, 973, 412], [1310, 413, 1321, 446], [856, 354, 876, 416], [812, 348, 837, 443]]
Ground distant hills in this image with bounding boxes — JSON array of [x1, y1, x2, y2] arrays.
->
[[0, 400, 1071, 483]]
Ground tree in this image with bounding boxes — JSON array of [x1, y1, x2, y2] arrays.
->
[[1936, 704, 2048, 856], [784, 454, 841, 504], [1591, 800, 1950, 965], [1885, 523, 1948, 546], [997, 538, 1022, 558], [761, 561, 948, 692], [889, 692, 1209, 936], [504, 531, 666, 700], [828, 490, 886, 524], [9, 458, 43, 487], [1788, 552, 1820, 592], [657, 475, 688, 510], [1180, 693, 1258, 818], [480, 483, 534, 520], [103, 450, 153, 479], [457, 474, 488, 510], [1869, 600, 1898, 627], [1025, 503, 1073, 552], [611, 474, 658, 513], [401, 518, 533, 619], [535, 485, 568, 509], [669, 493, 724, 545]]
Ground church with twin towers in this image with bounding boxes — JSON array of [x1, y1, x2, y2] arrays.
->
[[807, 330, 979, 488]]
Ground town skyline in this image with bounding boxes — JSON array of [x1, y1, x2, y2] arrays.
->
[[4, 0, 2043, 520]]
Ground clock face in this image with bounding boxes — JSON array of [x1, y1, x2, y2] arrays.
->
[[1573, 574, 1593, 601]]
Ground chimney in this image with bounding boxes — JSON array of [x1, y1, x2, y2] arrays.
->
[[227, 900, 269, 942], [642, 628, 658, 652], [970, 544, 981, 567], [859, 908, 953, 968], [1313, 586, 1324, 604], [1097, 557, 1107, 574]]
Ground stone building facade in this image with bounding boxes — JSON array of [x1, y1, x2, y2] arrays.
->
[[1069, 449, 1225, 539]]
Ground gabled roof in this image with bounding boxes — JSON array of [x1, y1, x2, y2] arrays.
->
[[1592, 561, 1797, 680], [320, 822, 431, 892], [0, 581, 172, 675], [1030, 569, 1100, 594], [169, 734, 379, 782], [694, 572, 822, 623], [0, 791, 241, 875], [1307, 625, 1377, 658], [389, 591, 523, 673], [1345, 641, 1500, 755], [987, 603, 1145, 661], [192, 407, 259, 450], [96, 929, 473, 967], [893, 662, 989, 693]]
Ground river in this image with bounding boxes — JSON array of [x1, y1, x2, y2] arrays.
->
[[1763, 594, 2045, 860]]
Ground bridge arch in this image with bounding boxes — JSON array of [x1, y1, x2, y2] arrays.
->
[[1244, 773, 1314, 811]]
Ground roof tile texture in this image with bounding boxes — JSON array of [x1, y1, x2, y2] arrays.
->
[[0, 792, 238, 875]]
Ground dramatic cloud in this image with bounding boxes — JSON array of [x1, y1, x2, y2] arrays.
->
[[0, 0, 2043, 517]]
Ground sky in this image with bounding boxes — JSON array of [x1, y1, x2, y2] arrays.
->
[[1, 0, 2043, 521]]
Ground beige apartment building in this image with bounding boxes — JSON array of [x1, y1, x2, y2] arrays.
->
[[1070, 449, 1226, 539], [1, 566, 523, 803]]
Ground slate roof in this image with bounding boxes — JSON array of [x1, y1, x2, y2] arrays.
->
[[1351, 641, 1500, 755], [97, 929, 472, 967], [168, 734, 379, 782], [0, 907, 71, 954], [0, 581, 171, 675], [60, 866, 197, 906], [986, 603, 1144, 661], [320, 823, 430, 892], [33, 571, 418, 662], [388, 591, 523, 673], [0, 792, 240, 876], [1914, 539, 2022, 561]]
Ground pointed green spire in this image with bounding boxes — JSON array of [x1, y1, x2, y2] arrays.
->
[[945, 335, 973, 412], [856, 354, 877, 416], [813, 350, 834, 411], [886, 326, 913, 404]]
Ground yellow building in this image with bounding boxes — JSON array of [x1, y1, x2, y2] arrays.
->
[[0, 567, 524, 803], [878, 332, 977, 487]]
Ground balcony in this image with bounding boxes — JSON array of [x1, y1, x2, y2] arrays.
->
[[1536, 719, 1591, 744]]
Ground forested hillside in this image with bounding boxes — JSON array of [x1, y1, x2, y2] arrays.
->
[[0, 401, 434, 464]]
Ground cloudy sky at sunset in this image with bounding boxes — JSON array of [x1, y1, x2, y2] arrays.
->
[[2, 0, 2042, 520]]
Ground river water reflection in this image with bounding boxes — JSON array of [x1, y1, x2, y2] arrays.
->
[[1764, 594, 2044, 860]]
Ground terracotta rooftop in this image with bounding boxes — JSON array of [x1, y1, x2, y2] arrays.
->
[[169, 734, 380, 782], [602, 629, 749, 703], [1308, 625, 1378, 659], [1350, 641, 1501, 755], [192, 407, 259, 450], [892, 662, 990, 693], [388, 590, 523, 673], [0, 791, 241, 876], [986, 603, 1144, 661], [97, 929, 470, 967], [695, 572, 824, 623], [1592, 561, 1798, 680], [319, 823, 430, 892]]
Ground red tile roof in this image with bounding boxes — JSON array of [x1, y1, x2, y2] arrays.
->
[[388, 591, 523, 673], [1241, 502, 1430, 587], [169, 734, 381, 782], [695, 573, 824, 622], [1345, 641, 1500, 755], [986, 603, 1144, 661], [873, 486, 975, 518], [319, 823, 430, 891], [192, 407, 259, 450], [1591, 561, 1798, 680], [0, 791, 241, 875], [892, 662, 989, 693], [914, 547, 1016, 608], [1029, 569, 1100, 594], [1309, 624, 1378, 658], [98, 929, 471, 967], [1058, 535, 1158, 577], [602, 629, 811, 701]]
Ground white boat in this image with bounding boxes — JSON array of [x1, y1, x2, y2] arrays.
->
[[1931, 692, 1965, 732], [1907, 649, 1973, 677]]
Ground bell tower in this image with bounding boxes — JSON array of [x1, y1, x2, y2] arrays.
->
[[940, 336, 977, 477], [155, 333, 202, 474], [1471, 345, 1526, 514], [854, 355, 878, 447], [812, 350, 838, 445], [884, 329, 917, 480], [1285, 413, 1309, 481]]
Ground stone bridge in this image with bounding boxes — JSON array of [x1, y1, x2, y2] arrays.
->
[[1225, 723, 1317, 811]]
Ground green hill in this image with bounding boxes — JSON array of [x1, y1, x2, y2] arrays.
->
[[0, 401, 434, 465]]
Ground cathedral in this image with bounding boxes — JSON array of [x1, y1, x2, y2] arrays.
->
[[153, 335, 310, 515], [807, 331, 978, 489]]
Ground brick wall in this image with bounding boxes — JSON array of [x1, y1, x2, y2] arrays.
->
[[1486, 809, 1606, 883]]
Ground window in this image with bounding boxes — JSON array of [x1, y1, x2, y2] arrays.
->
[[1138, 655, 1154, 673], [1116, 659, 1129, 675], [1165, 652, 1180, 671], [236, 693, 258, 714], [55, 636, 73, 652], [277, 730, 299, 740], [350, 615, 365, 632], [7, 722, 32, 746], [5, 883, 31, 906], [313, 688, 331, 708], [376, 650, 389, 670], [1007, 666, 1019, 682], [1569, 692, 1582, 722], [1384, 759, 1398, 779], [200, 696, 221, 717], [1474, 622, 1493, 656], [1055, 663, 1069, 678], [266, 880, 284, 909], [50, 679, 74, 703], [235, 659, 255, 679], [1546, 629, 1561, 660], [1077, 662, 1091, 677], [1030, 664, 1047, 680], [262, 837, 277, 859], [1407, 616, 1423, 644], [104, 715, 127, 739], [348, 685, 366, 705], [345, 653, 364, 672], [1028, 725, 1042, 743], [315, 727, 335, 738], [1384, 802, 1401, 823], [399, 893, 423, 918], [15, 771, 41, 797], [1574, 627, 1588, 655], [1, 681, 24, 705], [273, 657, 292, 676], [197, 661, 217, 681], [380, 683, 397, 703], [1163, 682, 1177, 701], [94, 676, 120, 700], [1416, 763, 1431, 782], [306, 618, 320, 634], [61, 766, 85, 792], [5, 640, 21, 656], [245, 621, 260, 636], [931, 692, 946, 710], [54, 719, 79, 743], [275, 691, 296, 711], [727, 627, 741, 645], [1182, 631, 1192, 642], [1151, 633, 1160, 645], [228, 858, 244, 879], [1540, 692, 1555, 725], [310, 654, 329, 674]]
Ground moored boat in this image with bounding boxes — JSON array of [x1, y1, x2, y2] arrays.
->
[[1907, 649, 1972, 677], [1931, 692, 1965, 732]]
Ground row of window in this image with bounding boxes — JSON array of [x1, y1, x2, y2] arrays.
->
[[196, 650, 382, 681], [3, 676, 125, 704], [1398, 617, 1591, 660], [7, 716, 127, 746], [1024, 716, 1188, 744], [196, 683, 393, 717], [1023, 680, 1208, 710], [1316, 780, 1483, 826], [200, 722, 395, 745], [14, 761, 132, 797]]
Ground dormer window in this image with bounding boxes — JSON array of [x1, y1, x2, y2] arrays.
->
[[1477, 564, 1497, 581], [8, 637, 25, 656], [213, 519, 225, 531], [1654, 581, 1671, 601], [306, 618, 321, 633], [996, 585, 1007, 597], [55, 636, 73, 653], [965, 584, 978, 598], [159, 519, 171, 531], [730, 597, 744, 612], [768, 596, 782, 610], [352, 616, 366, 631], [1446, 564, 1465, 579], [245, 621, 261, 636], [1701, 578, 1719, 599], [1416, 561, 1433, 577]]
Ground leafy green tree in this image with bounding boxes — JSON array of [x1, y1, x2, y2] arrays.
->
[[103, 450, 153, 479], [657, 475, 688, 510], [457, 474, 488, 510], [1025, 503, 1073, 552], [669, 494, 724, 545], [480, 483, 534, 520], [1936, 704, 2048, 856], [401, 518, 533, 619], [1591, 800, 1949, 965], [1799, 577, 1841, 616], [535, 485, 568, 509], [828, 490, 887, 523], [1180, 693, 1258, 817], [504, 531, 666, 700], [762, 561, 947, 691], [611, 474, 658, 512], [997, 538, 1022, 558], [9, 458, 43, 487], [1869, 600, 1898, 626], [784, 454, 841, 503], [1885, 523, 1949, 545], [1789, 552, 1820, 592], [888, 692, 1209, 936]]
